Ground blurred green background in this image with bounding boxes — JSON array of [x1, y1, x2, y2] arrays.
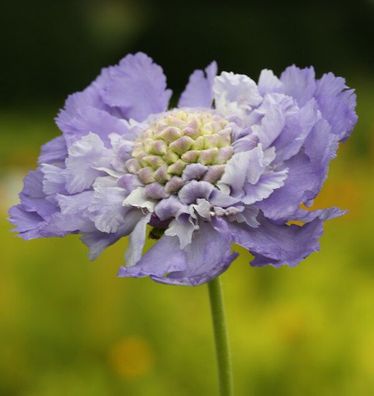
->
[[1, 0, 374, 395]]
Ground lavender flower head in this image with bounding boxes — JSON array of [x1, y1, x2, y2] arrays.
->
[[9, 53, 357, 286]]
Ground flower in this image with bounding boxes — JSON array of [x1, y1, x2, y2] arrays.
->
[[9, 52, 357, 286]]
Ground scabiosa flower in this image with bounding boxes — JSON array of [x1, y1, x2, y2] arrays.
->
[[9, 52, 357, 286]]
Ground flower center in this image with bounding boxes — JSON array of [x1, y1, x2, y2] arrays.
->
[[125, 110, 234, 196]]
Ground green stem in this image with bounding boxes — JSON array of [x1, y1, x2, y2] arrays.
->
[[208, 277, 233, 396]]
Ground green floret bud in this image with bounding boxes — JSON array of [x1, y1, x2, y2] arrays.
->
[[167, 159, 187, 176], [154, 165, 170, 184], [164, 149, 180, 165], [199, 148, 219, 165], [158, 126, 182, 142], [169, 136, 194, 155], [137, 167, 155, 184], [141, 155, 165, 169], [192, 136, 205, 150], [128, 109, 234, 188], [181, 150, 200, 163], [150, 140, 167, 155]]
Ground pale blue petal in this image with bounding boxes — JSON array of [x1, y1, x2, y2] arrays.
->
[[64, 133, 112, 194], [280, 65, 316, 106], [258, 69, 283, 95], [119, 222, 237, 286], [125, 214, 151, 267], [101, 52, 172, 121], [178, 61, 217, 108]]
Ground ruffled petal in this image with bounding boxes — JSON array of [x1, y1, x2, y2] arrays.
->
[[64, 133, 112, 194], [242, 169, 288, 205], [219, 215, 325, 267], [257, 151, 320, 220], [40, 164, 67, 196], [38, 136, 67, 165], [302, 119, 339, 201], [178, 180, 214, 204], [8, 169, 61, 239], [52, 191, 95, 233], [280, 65, 316, 106], [56, 54, 171, 146], [251, 94, 292, 149], [125, 214, 151, 267], [81, 231, 123, 260], [118, 222, 237, 286], [88, 178, 130, 233], [209, 188, 240, 207], [154, 196, 187, 221], [56, 88, 130, 147], [81, 209, 143, 259], [258, 69, 283, 96], [101, 52, 172, 121], [260, 119, 340, 221], [213, 72, 262, 118], [8, 205, 46, 239], [20, 169, 44, 198], [123, 187, 156, 212], [164, 217, 198, 249], [219, 145, 274, 197], [315, 72, 357, 140], [178, 61, 217, 108], [290, 207, 345, 223], [118, 234, 186, 279], [272, 98, 320, 164]]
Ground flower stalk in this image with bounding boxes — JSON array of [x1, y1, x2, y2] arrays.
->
[[208, 277, 233, 396]]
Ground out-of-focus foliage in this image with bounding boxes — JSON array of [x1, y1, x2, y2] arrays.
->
[[1, 0, 374, 394], [1, 0, 374, 107]]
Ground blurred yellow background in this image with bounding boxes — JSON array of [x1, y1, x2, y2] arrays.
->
[[1, 1, 374, 395]]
